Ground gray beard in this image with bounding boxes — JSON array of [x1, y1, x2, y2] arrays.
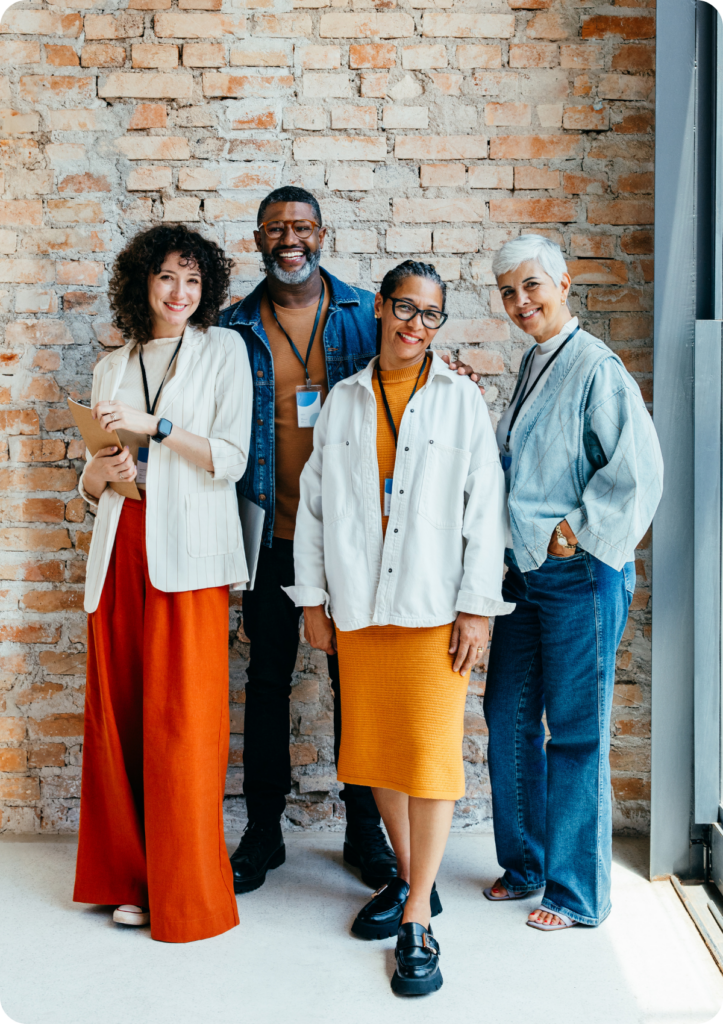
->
[[262, 247, 321, 285]]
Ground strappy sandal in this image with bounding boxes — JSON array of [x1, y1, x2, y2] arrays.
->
[[526, 911, 576, 931], [483, 878, 533, 901]]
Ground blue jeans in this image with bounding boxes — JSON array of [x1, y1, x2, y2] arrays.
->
[[484, 549, 635, 926]]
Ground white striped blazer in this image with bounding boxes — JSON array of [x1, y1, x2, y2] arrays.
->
[[81, 324, 253, 613]]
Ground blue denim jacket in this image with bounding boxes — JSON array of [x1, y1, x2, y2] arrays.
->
[[507, 328, 663, 573], [218, 269, 377, 546]]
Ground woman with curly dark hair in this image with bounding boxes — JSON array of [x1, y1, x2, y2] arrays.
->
[[72, 224, 252, 943]]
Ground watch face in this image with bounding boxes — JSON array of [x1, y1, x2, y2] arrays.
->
[[159, 418, 172, 435]]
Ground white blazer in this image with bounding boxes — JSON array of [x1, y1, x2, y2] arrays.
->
[[81, 324, 253, 613], [283, 353, 514, 631]]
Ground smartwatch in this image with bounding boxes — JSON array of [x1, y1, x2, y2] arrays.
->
[[152, 418, 173, 444]]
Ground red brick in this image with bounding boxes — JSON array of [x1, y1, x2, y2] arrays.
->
[[489, 135, 582, 160], [202, 72, 292, 99], [0, 778, 39, 802], [611, 43, 655, 71], [563, 172, 606, 195], [457, 350, 505, 375], [28, 743, 66, 768], [569, 235, 616, 259], [489, 198, 577, 223], [0, 499, 65, 523], [360, 72, 388, 98], [99, 73, 194, 100], [588, 199, 653, 226], [0, 749, 27, 772], [0, 526, 72, 551], [514, 166, 559, 189], [0, 653, 29, 675], [58, 174, 112, 194], [456, 45, 502, 70], [63, 292, 101, 314], [28, 713, 85, 739], [0, 622, 61, 644], [81, 44, 126, 68], [0, 560, 65, 583], [21, 589, 84, 613], [563, 105, 609, 131], [581, 15, 655, 39], [289, 742, 317, 766], [75, 532, 92, 554], [610, 315, 652, 341], [421, 13, 515, 39], [0, 41, 41, 64], [485, 103, 530, 127], [133, 43, 180, 69], [0, 468, 77, 493], [508, 44, 558, 68], [11, 440, 66, 463], [128, 104, 168, 130], [182, 43, 225, 68], [0, 201, 42, 227], [348, 43, 393, 69], [45, 46, 79, 67], [0, 717, 26, 743], [560, 44, 603, 69], [19, 76, 95, 105], [618, 172, 654, 194], [395, 136, 486, 160], [612, 777, 650, 801], [38, 651, 87, 675], [6, 321, 74, 347], [614, 111, 654, 135], [154, 12, 246, 38], [56, 262, 104, 286], [567, 260, 628, 285], [0, 409, 40, 435], [615, 347, 654, 371], [84, 13, 144, 39], [622, 230, 653, 255], [420, 164, 466, 188], [65, 498, 87, 523], [587, 289, 650, 313], [116, 136, 190, 161], [525, 11, 569, 40], [15, 682, 65, 707], [45, 410, 75, 431], [0, 12, 82, 37], [615, 717, 651, 738]]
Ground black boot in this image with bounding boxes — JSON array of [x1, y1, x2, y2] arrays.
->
[[343, 821, 398, 889], [230, 821, 285, 895], [391, 923, 443, 996], [352, 878, 443, 940]]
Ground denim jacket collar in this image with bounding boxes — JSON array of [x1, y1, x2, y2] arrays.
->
[[225, 268, 360, 329]]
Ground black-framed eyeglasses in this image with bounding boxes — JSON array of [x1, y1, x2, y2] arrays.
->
[[258, 219, 320, 239], [386, 297, 448, 330]]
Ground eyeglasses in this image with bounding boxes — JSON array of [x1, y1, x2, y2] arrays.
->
[[258, 219, 320, 239], [387, 297, 448, 330]]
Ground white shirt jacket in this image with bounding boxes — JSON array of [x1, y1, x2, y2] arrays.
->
[[80, 324, 253, 613], [284, 353, 514, 631]]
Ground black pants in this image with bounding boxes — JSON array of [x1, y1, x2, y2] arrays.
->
[[242, 537, 380, 827]]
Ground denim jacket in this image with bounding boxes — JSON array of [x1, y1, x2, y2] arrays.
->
[[218, 269, 377, 546], [507, 328, 663, 573]]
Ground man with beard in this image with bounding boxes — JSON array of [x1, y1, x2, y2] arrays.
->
[[219, 186, 481, 895]]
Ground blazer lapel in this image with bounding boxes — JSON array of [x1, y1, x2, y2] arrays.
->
[[155, 323, 204, 415], [102, 344, 133, 402]]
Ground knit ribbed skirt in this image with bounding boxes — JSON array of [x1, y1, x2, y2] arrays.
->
[[335, 622, 469, 801]]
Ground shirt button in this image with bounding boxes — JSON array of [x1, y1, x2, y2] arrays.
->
[[257, 369, 264, 378], [258, 458, 266, 465], [388, 568, 392, 573], [429, 439, 434, 444], [259, 494, 266, 501], [410, 408, 414, 413], [404, 447, 409, 452], [399, 489, 404, 494], [393, 528, 398, 533]]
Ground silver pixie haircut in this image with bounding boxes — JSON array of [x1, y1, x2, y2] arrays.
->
[[492, 233, 568, 287]]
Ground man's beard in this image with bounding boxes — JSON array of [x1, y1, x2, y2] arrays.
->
[[262, 247, 321, 285]]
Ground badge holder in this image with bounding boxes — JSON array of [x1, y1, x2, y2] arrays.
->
[[384, 477, 393, 516], [136, 446, 149, 485], [296, 385, 322, 428]]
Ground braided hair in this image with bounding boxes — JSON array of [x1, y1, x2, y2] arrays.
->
[[377, 260, 446, 352]]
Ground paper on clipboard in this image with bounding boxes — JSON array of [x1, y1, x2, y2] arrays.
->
[[67, 398, 142, 500], [239, 495, 265, 590]]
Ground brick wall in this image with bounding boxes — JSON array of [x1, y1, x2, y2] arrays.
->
[[0, 0, 654, 835]]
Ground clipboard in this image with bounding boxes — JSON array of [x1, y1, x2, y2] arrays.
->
[[67, 398, 142, 500], [239, 495, 265, 590]]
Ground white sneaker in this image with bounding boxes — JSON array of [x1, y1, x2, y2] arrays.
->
[[113, 905, 150, 926]]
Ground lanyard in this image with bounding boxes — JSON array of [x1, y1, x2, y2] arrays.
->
[[269, 279, 325, 385], [139, 337, 183, 416], [503, 326, 580, 452], [376, 352, 430, 449]]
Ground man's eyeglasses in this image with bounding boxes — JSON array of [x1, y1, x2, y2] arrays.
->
[[387, 298, 448, 330], [258, 219, 320, 239]]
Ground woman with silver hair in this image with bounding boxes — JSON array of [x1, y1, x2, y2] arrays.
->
[[482, 233, 663, 931]]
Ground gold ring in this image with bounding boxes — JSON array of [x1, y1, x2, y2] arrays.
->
[[476, 647, 484, 652]]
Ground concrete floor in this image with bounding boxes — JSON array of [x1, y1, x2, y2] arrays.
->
[[0, 833, 721, 1024]]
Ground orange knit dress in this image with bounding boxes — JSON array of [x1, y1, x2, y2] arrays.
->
[[335, 358, 470, 801]]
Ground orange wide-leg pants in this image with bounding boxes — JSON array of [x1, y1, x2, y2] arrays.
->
[[73, 495, 239, 943]]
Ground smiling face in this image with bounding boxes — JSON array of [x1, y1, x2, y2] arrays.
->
[[147, 251, 202, 338], [375, 276, 445, 371], [497, 260, 572, 344], [255, 200, 327, 286]]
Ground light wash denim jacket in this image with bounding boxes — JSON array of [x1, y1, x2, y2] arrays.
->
[[507, 328, 663, 573]]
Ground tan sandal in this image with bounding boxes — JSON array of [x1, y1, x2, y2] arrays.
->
[[526, 911, 576, 931], [113, 905, 149, 926], [483, 878, 534, 901]]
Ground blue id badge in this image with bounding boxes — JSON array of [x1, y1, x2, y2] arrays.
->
[[384, 477, 393, 516], [136, 446, 149, 485], [296, 385, 322, 428], [500, 451, 512, 493]]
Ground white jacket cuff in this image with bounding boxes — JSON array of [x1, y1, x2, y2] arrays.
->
[[282, 585, 331, 617], [78, 467, 100, 509], [208, 437, 246, 482], [455, 591, 515, 617]]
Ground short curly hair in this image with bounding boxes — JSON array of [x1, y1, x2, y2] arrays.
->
[[109, 224, 234, 345]]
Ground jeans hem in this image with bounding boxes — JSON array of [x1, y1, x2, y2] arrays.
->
[[501, 874, 545, 895], [540, 898, 611, 927]]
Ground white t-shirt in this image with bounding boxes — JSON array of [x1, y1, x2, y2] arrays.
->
[[496, 317, 579, 455]]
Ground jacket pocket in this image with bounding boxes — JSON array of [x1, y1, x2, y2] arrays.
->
[[418, 442, 471, 530], [185, 489, 241, 557], [322, 442, 352, 524]]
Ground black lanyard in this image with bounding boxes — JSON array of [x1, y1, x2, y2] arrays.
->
[[268, 279, 325, 385], [504, 326, 580, 452], [139, 337, 183, 416], [376, 352, 430, 449]]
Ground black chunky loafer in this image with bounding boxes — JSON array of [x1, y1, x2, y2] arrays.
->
[[351, 877, 443, 940], [343, 823, 398, 889], [391, 922, 443, 996], [230, 821, 285, 895]]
